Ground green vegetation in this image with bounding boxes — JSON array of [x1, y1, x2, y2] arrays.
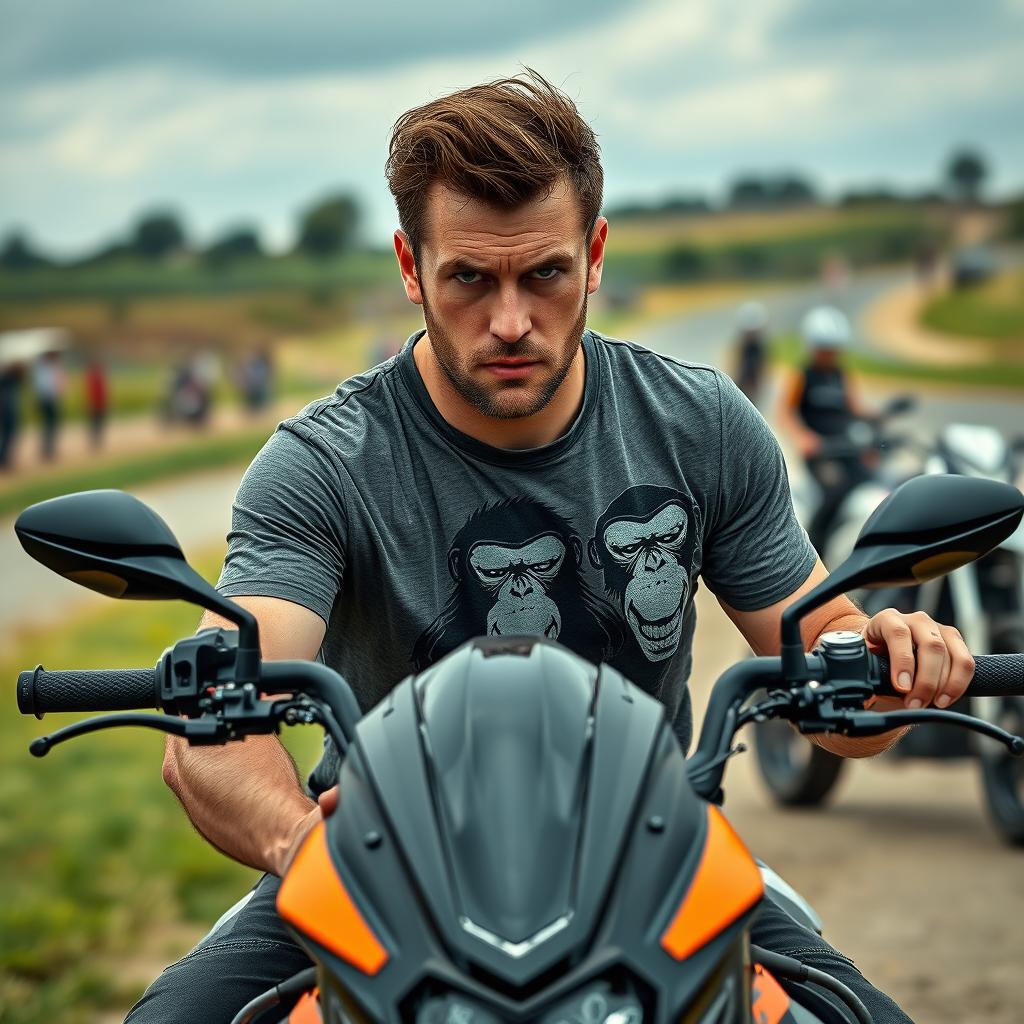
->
[[920, 272, 1024, 342], [772, 334, 1024, 390], [604, 206, 945, 285], [0, 250, 395, 303], [0, 553, 323, 1024]]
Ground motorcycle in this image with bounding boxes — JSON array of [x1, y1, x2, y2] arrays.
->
[[14, 474, 1024, 1023], [757, 415, 1024, 844]]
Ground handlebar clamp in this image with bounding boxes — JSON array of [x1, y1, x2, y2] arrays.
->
[[158, 627, 241, 715]]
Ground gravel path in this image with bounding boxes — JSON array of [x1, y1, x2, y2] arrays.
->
[[689, 592, 1024, 1024]]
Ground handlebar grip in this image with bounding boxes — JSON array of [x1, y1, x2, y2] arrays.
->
[[17, 665, 160, 718], [876, 654, 1024, 699]]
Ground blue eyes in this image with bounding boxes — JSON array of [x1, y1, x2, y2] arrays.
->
[[452, 268, 561, 285]]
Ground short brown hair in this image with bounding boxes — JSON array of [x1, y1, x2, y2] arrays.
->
[[386, 69, 603, 256]]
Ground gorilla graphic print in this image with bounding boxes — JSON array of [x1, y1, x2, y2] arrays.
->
[[589, 485, 700, 663], [412, 497, 623, 671]]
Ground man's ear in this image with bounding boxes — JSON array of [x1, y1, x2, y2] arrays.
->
[[586, 216, 609, 296], [394, 230, 423, 305]]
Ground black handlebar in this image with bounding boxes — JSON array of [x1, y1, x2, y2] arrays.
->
[[17, 665, 160, 718], [876, 654, 1024, 699]]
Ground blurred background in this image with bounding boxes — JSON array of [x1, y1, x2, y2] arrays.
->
[[1, 2, 1022, 1021]]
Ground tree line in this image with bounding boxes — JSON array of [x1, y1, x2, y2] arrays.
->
[[1, 192, 362, 272], [606, 147, 995, 219], [0, 146, 1008, 272]]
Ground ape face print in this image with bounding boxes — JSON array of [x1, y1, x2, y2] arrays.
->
[[602, 504, 689, 660], [590, 485, 700, 665], [468, 533, 566, 639], [412, 498, 623, 672]]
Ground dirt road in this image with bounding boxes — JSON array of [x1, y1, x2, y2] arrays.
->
[[689, 591, 1024, 1024]]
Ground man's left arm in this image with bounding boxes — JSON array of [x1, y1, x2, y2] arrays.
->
[[720, 558, 975, 757]]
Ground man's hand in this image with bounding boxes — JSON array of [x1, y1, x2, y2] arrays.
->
[[862, 608, 975, 710], [276, 785, 339, 877]]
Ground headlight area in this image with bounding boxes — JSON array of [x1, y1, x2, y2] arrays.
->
[[403, 974, 649, 1024]]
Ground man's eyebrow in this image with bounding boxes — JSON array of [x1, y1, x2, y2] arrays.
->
[[435, 250, 577, 277]]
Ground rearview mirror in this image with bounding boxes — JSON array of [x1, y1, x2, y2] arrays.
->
[[849, 474, 1024, 586], [780, 474, 1024, 678], [16, 490, 260, 676]]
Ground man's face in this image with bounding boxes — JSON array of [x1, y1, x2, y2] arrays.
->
[[396, 180, 606, 420]]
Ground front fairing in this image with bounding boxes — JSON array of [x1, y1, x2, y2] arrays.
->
[[275, 640, 824, 1023]]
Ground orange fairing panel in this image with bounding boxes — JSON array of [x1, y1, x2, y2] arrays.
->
[[660, 806, 763, 961], [277, 822, 389, 976], [752, 965, 790, 1024], [289, 989, 322, 1023]]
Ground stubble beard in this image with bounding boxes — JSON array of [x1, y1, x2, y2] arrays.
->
[[422, 295, 588, 421]]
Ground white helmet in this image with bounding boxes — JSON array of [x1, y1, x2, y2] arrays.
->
[[736, 300, 768, 333], [801, 306, 851, 350]]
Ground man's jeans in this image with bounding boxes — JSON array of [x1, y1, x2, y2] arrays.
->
[[125, 873, 912, 1023]]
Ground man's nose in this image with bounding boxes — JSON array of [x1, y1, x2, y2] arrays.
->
[[490, 285, 532, 343]]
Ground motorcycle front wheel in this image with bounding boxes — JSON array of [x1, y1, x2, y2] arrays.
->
[[753, 718, 846, 806]]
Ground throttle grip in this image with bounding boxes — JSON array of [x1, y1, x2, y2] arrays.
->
[[18, 665, 160, 718], [875, 654, 1024, 699]]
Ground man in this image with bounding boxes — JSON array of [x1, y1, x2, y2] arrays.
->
[[777, 306, 876, 555], [731, 299, 769, 407], [132, 72, 971, 1023]]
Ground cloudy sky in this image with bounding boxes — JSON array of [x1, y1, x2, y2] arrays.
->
[[3, 0, 1023, 257]]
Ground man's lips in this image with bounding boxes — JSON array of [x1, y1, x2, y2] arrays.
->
[[481, 358, 541, 379]]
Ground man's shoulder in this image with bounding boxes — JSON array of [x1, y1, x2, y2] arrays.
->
[[281, 356, 403, 444], [588, 329, 723, 401]]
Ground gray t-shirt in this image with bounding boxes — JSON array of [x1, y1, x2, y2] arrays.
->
[[218, 329, 815, 795]]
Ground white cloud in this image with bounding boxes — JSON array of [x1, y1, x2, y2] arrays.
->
[[2, 0, 1022, 255]]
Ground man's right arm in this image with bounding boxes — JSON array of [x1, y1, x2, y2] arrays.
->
[[161, 595, 329, 877]]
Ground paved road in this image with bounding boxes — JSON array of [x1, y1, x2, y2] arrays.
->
[[636, 268, 910, 366], [634, 270, 1023, 439]]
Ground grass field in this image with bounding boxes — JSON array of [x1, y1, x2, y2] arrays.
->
[[0, 251, 396, 304], [608, 203, 940, 251], [920, 270, 1024, 343], [0, 551, 324, 1024]]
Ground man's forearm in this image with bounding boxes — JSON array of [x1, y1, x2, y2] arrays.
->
[[808, 610, 910, 758], [162, 733, 315, 875]]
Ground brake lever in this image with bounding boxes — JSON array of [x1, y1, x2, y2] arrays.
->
[[30, 714, 224, 757], [828, 709, 1024, 755], [27, 692, 335, 758]]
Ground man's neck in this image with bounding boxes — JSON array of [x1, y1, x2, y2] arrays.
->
[[413, 335, 586, 450]]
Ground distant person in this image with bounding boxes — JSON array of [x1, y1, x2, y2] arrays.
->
[[166, 356, 214, 427], [731, 300, 769, 407], [190, 350, 220, 426], [238, 349, 274, 413], [777, 306, 875, 554], [32, 350, 64, 461], [0, 361, 25, 470], [84, 357, 109, 449]]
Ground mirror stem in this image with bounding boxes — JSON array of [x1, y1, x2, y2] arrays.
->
[[779, 570, 853, 682], [204, 596, 261, 683], [780, 603, 810, 682]]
